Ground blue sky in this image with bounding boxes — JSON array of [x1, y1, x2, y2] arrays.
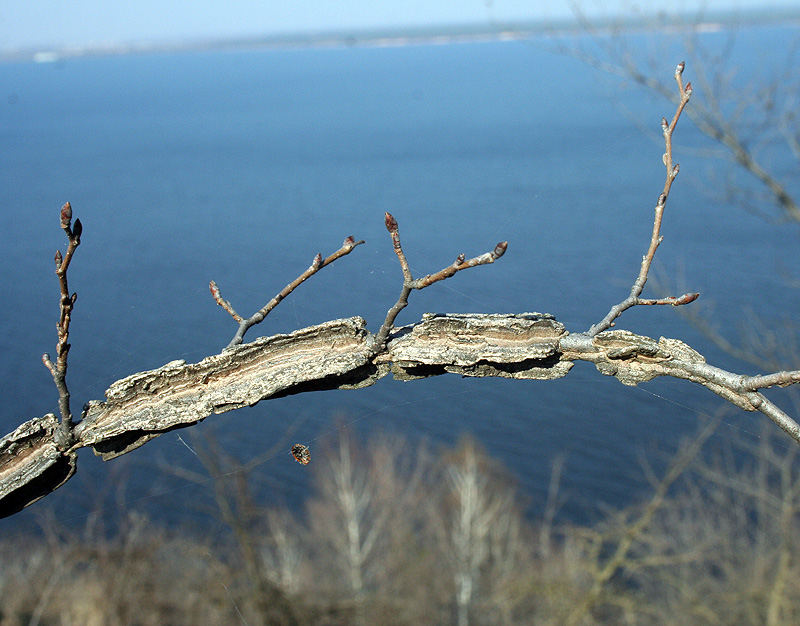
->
[[1, 0, 796, 51]]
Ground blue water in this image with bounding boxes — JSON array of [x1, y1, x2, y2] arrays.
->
[[1, 25, 799, 531]]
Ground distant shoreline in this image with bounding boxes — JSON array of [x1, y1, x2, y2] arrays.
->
[[4, 7, 800, 64]]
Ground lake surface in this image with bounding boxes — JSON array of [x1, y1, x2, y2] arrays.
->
[[1, 23, 799, 531]]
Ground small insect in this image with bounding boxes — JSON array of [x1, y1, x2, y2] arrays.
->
[[291, 443, 310, 465]]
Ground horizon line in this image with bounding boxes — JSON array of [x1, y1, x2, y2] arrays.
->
[[3, 6, 799, 64]]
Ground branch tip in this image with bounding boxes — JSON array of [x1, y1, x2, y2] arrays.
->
[[676, 61, 685, 75], [494, 241, 508, 258], [384, 212, 398, 233]]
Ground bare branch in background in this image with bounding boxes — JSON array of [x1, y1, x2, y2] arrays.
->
[[562, 5, 800, 223], [211, 235, 365, 349]]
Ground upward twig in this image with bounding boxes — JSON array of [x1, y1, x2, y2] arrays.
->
[[587, 62, 699, 337], [42, 202, 82, 449], [211, 236, 365, 350]]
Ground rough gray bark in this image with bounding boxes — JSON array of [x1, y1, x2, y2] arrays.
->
[[3, 311, 796, 518]]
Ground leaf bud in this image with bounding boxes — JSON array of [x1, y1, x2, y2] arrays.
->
[[72, 218, 83, 241], [684, 81, 692, 96], [672, 163, 680, 177], [676, 61, 685, 75], [54, 250, 63, 267], [312, 252, 323, 269], [384, 212, 398, 233], [60, 202, 72, 229], [455, 253, 466, 265], [661, 117, 669, 133], [493, 241, 508, 258], [343, 235, 355, 247], [657, 193, 667, 207]]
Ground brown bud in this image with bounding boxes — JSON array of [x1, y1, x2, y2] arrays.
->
[[493, 241, 508, 258], [60, 202, 72, 229], [384, 212, 398, 233], [455, 253, 466, 265], [676, 61, 685, 75], [54, 250, 63, 267], [657, 193, 667, 207], [71, 293, 77, 304], [684, 81, 692, 96], [661, 117, 669, 132], [313, 252, 323, 269], [343, 235, 355, 247], [72, 218, 82, 241], [672, 163, 680, 177], [209, 280, 219, 296]]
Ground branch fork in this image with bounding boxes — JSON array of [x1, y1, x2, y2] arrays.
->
[[371, 212, 507, 351], [211, 235, 365, 350]]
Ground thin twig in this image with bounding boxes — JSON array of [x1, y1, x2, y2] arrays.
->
[[213, 236, 365, 350], [587, 62, 697, 337], [742, 370, 800, 391], [637, 293, 700, 306], [42, 202, 81, 449], [372, 212, 507, 351]]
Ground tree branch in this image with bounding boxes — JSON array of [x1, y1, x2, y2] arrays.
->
[[4, 62, 800, 518]]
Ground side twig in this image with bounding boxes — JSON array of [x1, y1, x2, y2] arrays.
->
[[587, 62, 698, 337], [211, 236, 365, 350], [372, 212, 507, 351], [41, 202, 82, 449]]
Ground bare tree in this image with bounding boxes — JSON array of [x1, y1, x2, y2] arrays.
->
[[4, 61, 800, 519], [304, 428, 429, 624], [431, 435, 530, 626]]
